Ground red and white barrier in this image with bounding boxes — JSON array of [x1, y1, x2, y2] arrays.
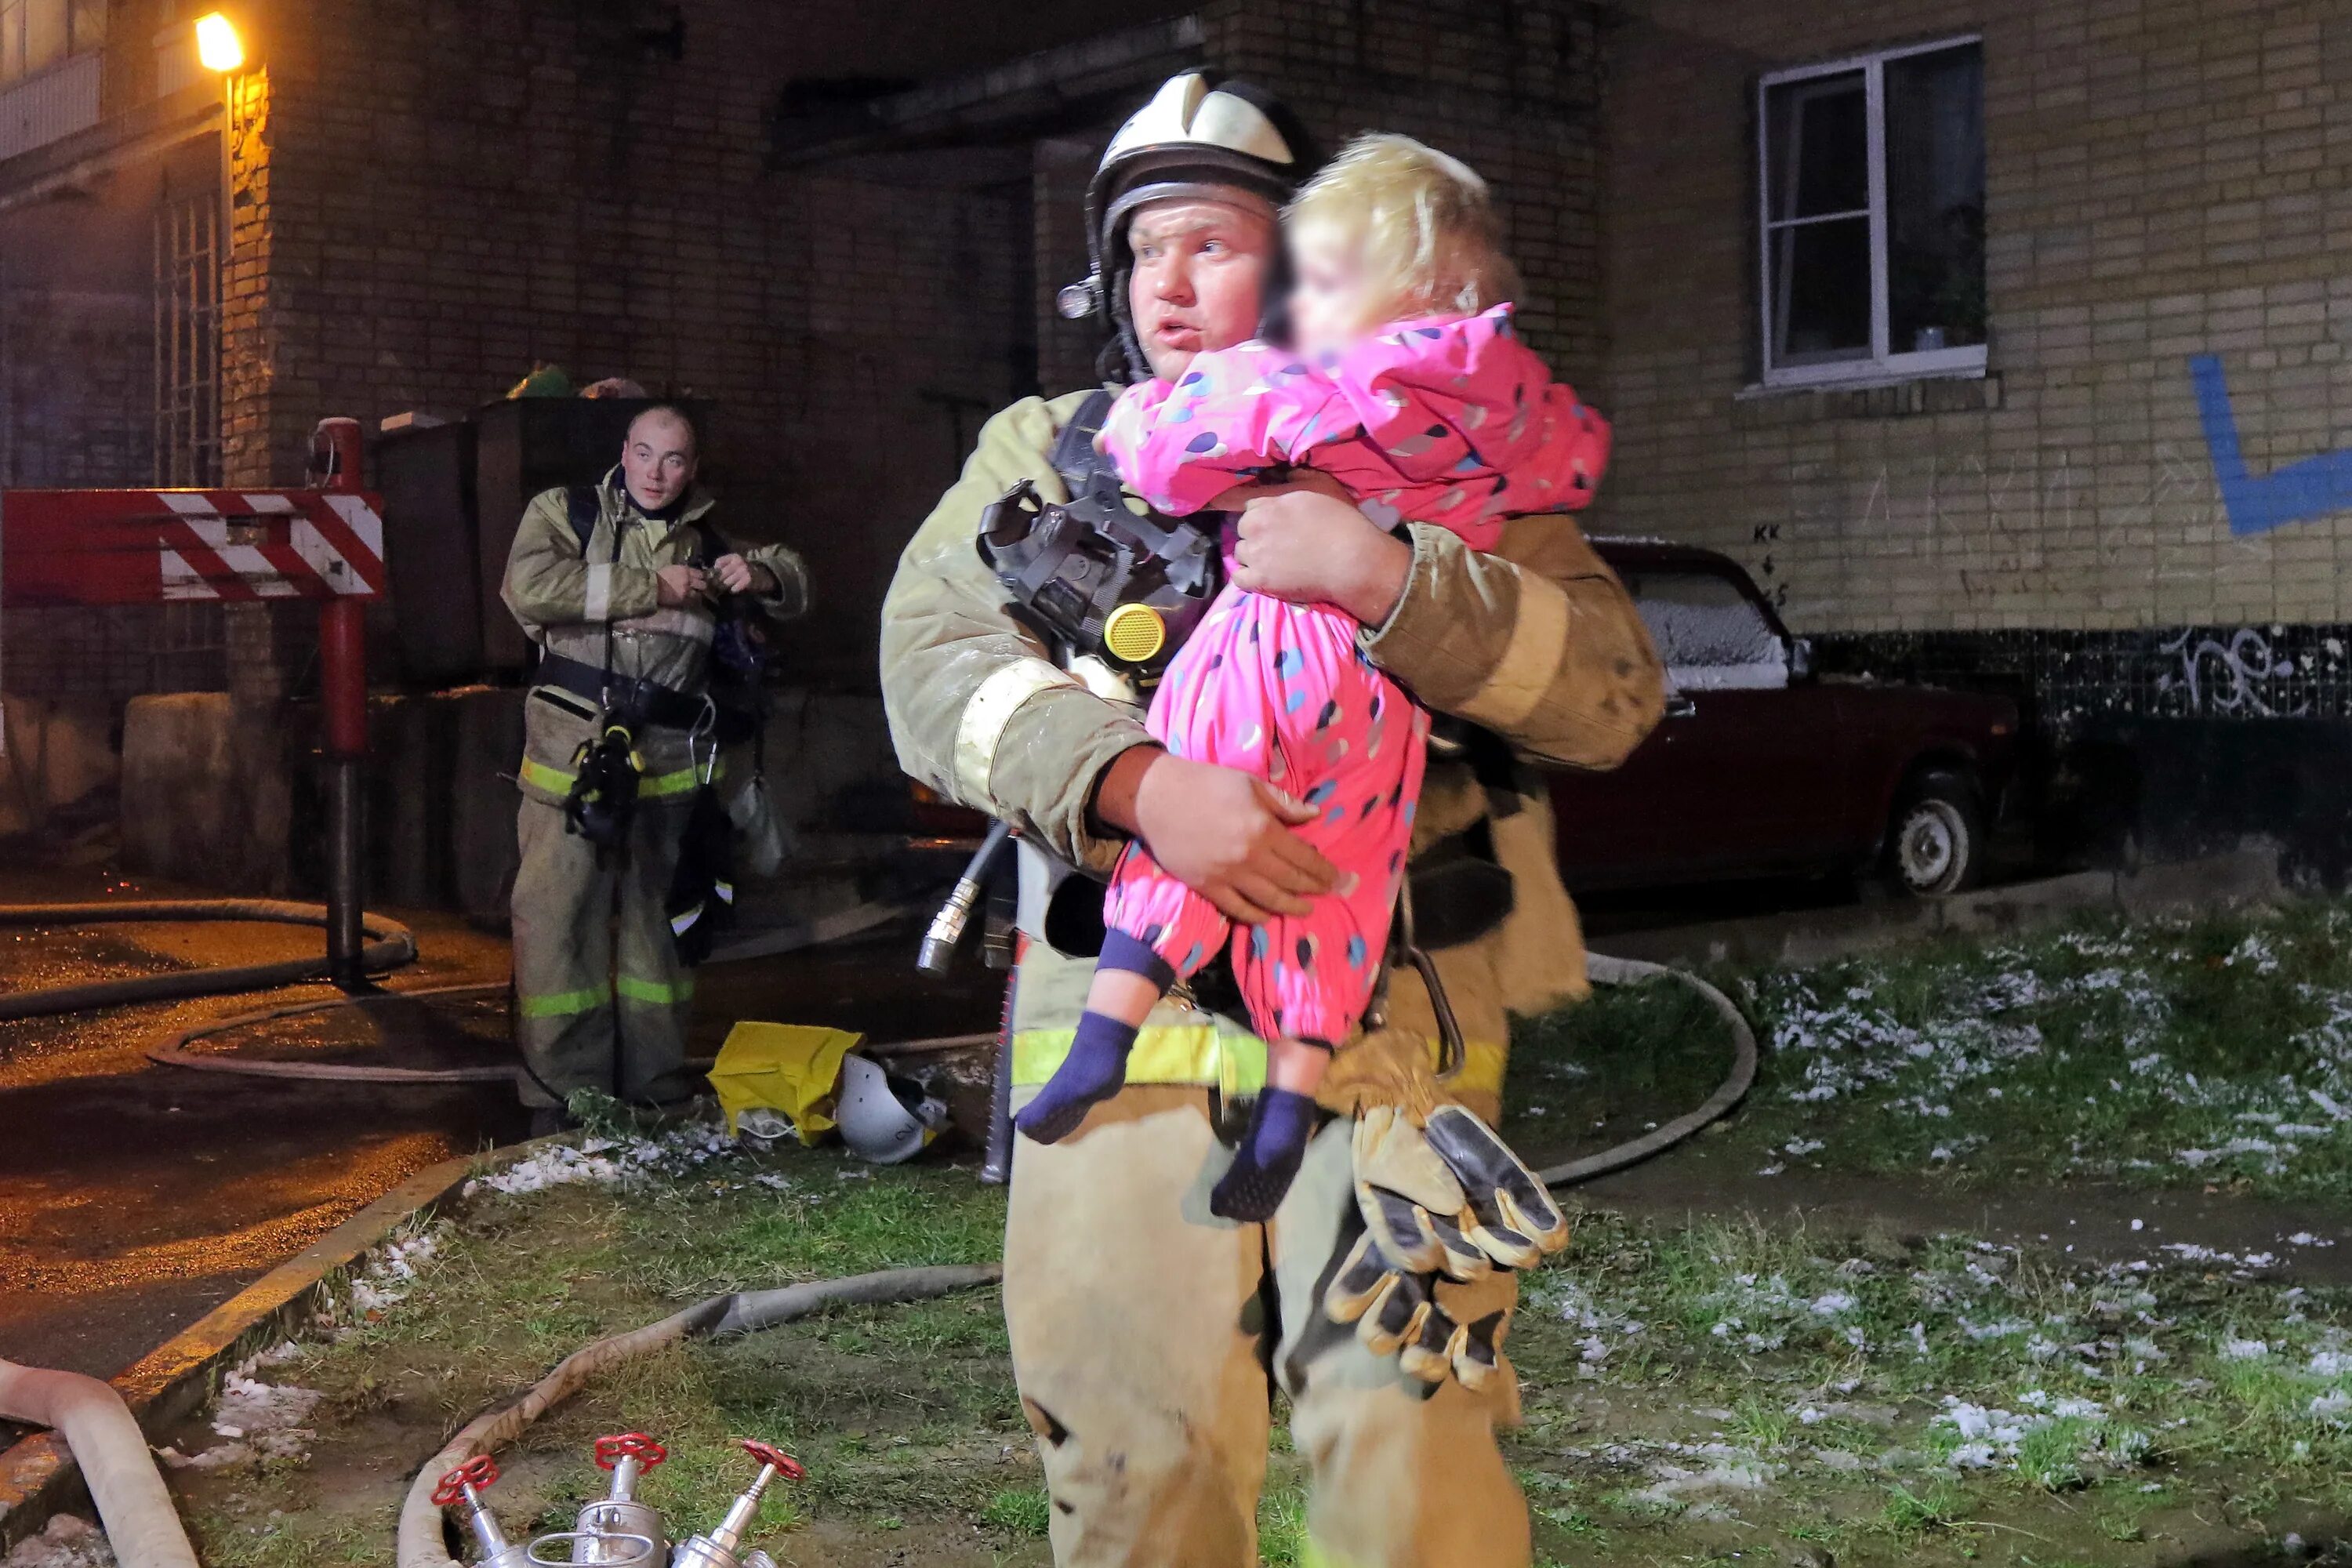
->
[[0, 487, 386, 606]]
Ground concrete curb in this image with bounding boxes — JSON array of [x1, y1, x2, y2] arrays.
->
[[1591, 847, 2285, 970], [0, 1139, 550, 1552]]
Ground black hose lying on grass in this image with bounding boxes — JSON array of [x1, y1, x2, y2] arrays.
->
[[394, 1263, 1005, 1568], [1532, 952, 1760, 1189], [0, 900, 416, 1022]]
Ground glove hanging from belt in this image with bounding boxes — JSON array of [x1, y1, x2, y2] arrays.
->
[[1323, 1102, 1571, 1390]]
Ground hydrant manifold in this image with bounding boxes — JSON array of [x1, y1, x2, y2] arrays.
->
[[571, 1432, 670, 1566], [432, 1455, 532, 1568], [669, 1439, 804, 1568]]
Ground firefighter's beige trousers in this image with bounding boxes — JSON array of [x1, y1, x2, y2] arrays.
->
[[510, 793, 701, 1109], [1004, 1084, 1530, 1568]]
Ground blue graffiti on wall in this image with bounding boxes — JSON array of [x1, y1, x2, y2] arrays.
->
[[2191, 354, 2352, 537]]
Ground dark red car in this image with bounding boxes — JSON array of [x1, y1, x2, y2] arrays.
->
[[1552, 540, 2018, 896]]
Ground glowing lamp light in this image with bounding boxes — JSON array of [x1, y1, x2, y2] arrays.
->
[[195, 13, 245, 72]]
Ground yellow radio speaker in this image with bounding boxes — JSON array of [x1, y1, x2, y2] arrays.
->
[[1102, 602, 1167, 666]]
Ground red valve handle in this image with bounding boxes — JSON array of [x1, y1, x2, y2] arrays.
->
[[740, 1439, 805, 1481], [431, 1454, 498, 1508], [594, 1432, 668, 1470]]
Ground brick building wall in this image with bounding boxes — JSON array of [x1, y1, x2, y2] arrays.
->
[[1600, 0, 2352, 724], [208, 0, 1189, 691], [191, 0, 1607, 695], [1207, 0, 1608, 378]]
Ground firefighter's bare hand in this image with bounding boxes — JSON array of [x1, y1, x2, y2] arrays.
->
[[711, 554, 759, 594], [1229, 485, 1414, 626], [1131, 754, 1338, 923], [655, 564, 709, 607]]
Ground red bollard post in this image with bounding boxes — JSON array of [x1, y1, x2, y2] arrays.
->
[[312, 417, 368, 988]]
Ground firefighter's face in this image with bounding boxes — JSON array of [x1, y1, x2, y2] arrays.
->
[[1126, 196, 1277, 383], [621, 411, 697, 511]]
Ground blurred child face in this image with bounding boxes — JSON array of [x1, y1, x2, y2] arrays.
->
[[1285, 220, 1384, 355]]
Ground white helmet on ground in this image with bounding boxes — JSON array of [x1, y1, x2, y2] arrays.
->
[[833, 1053, 947, 1164], [1062, 71, 1311, 379]]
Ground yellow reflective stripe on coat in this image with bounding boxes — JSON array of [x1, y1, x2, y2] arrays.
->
[[1013, 1023, 1265, 1099], [518, 757, 716, 798], [1012, 1025, 1508, 1103], [517, 986, 607, 1019], [641, 761, 717, 797], [616, 974, 694, 1005], [519, 757, 576, 794], [953, 659, 1075, 803], [1455, 571, 1570, 731]]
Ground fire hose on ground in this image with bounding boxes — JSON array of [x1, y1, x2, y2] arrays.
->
[[1535, 952, 1759, 1189], [2, 905, 1751, 1568], [0, 1358, 200, 1568], [0, 900, 416, 1023], [393, 1264, 1004, 1568], [376, 962, 1748, 1566]]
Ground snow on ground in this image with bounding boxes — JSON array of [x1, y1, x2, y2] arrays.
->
[[0, 1518, 113, 1568], [156, 1341, 323, 1472], [466, 1120, 756, 1198], [1740, 911, 2352, 1188]]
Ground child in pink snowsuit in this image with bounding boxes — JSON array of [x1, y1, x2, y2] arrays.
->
[[1015, 134, 1610, 1221]]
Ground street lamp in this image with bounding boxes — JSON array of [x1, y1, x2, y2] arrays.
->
[[199, 10, 244, 489], [198, 11, 243, 278], [194, 12, 243, 71]]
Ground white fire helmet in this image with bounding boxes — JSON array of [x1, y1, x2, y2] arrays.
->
[[1061, 72, 1308, 379], [833, 1053, 948, 1165]]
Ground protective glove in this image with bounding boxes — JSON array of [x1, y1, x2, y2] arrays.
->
[[1324, 1229, 1515, 1392], [1347, 1103, 1571, 1279], [1320, 1102, 1567, 1391]]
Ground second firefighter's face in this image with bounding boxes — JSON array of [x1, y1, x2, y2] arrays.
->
[[1125, 196, 1277, 383], [621, 411, 697, 511]]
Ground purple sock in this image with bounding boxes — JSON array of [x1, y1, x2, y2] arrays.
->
[[1014, 931, 1171, 1145], [1209, 1087, 1320, 1221]]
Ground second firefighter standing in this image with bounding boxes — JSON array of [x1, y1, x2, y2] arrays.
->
[[502, 405, 809, 1130]]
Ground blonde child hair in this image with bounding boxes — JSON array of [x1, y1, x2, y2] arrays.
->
[[1287, 132, 1521, 321]]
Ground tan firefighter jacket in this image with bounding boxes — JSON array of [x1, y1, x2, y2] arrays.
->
[[880, 390, 1664, 1117], [504, 466, 809, 805]]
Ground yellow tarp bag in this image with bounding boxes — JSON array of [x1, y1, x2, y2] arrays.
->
[[708, 1022, 862, 1142]]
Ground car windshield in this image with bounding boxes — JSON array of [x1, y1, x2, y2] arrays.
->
[[1622, 568, 1788, 691]]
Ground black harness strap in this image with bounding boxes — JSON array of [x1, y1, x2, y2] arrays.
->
[[1048, 389, 1119, 497], [566, 483, 602, 555]]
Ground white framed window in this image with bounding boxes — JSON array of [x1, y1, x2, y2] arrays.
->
[[1757, 35, 1985, 390], [0, 0, 104, 88]]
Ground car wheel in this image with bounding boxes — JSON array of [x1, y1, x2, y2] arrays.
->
[[1886, 771, 1985, 897]]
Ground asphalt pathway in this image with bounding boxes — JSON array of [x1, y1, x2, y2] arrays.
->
[[0, 866, 998, 1386]]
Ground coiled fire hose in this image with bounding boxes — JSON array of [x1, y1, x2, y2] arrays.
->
[[0, 900, 416, 1022], [394, 1265, 1002, 1568]]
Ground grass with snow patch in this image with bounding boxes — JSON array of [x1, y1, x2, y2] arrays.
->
[[164, 897, 2352, 1568], [166, 1138, 2352, 1567], [1510, 1207, 2352, 1559], [1518, 897, 2352, 1200]]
